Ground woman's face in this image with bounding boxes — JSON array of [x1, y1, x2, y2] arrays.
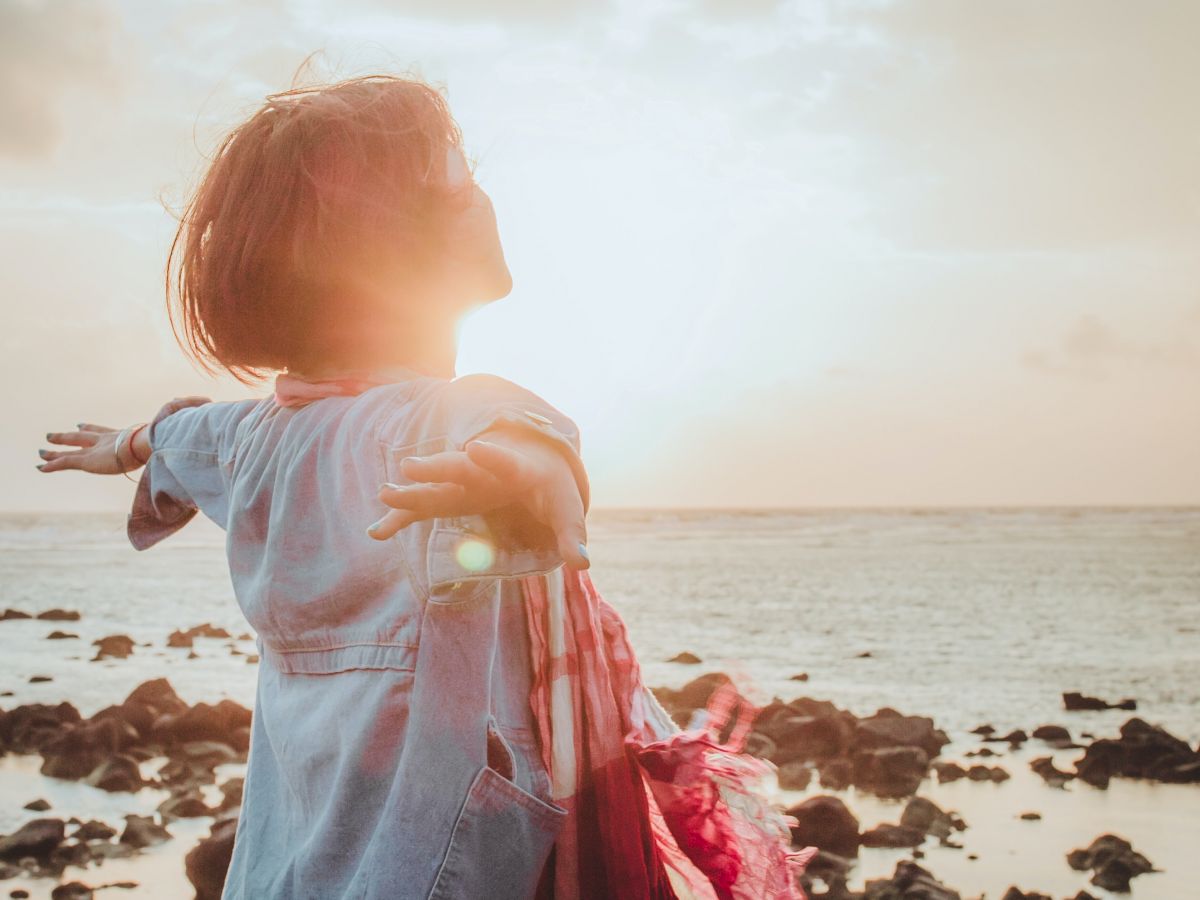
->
[[441, 145, 513, 305]]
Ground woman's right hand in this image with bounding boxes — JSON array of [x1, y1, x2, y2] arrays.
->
[[38, 423, 129, 475]]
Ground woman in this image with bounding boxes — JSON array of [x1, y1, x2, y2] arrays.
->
[[38, 74, 808, 899]]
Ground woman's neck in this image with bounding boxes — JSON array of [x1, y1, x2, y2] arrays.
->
[[293, 315, 460, 381]]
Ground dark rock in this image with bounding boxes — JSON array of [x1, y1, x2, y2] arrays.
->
[[743, 731, 776, 760], [862, 860, 960, 900], [158, 788, 212, 821], [860, 823, 924, 848], [932, 761, 966, 783], [852, 745, 930, 797], [125, 678, 189, 715], [1074, 717, 1200, 787], [0, 818, 65, 861], [11, 888, 31, 898], [775, 760, 812, 791], [789, 673, 809, 682], [167, 630, 194, 648], [1031, 724, 1071, 742], [667, 651, 701, 664], [1029, 755, 1074, 788], [761, 713, 852, 763], [36, 609, 80, 621], [854, 711, 949, 758], [970, 724, 995, 735], [651, 672, 731, 724], [23, 798, 51, 811], [1063, 691, 1136, 712], [818, 758, 853, 790], [50, 883, 92, 900], [787, 795, 859, 857], [83, 754, 144, 793], [185, 815, 239, 900], [40, 718, 140, 781], [1000, 889, 1052, 900], [91, 635, 135, 661], [899, 797, 956, 839], [73, 820, 117, 841], [0, 702, 81, 753], [1066, 834, 1154, 892], [119, 814, 170, 849], [0, 608, 33, 620], [217, 777, 244, 812], [989, 765, 1011, 782], [245, 655, 259, 664], [28, 675, 53, 683], [855, 651, 872, 658], [1018, 811, 1042, 820], [45, 631, 78, 640], [152, 700, 252, 751]]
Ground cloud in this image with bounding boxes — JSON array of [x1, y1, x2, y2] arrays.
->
[[1023, 312, 1200, 378], [0, 0, 121, 159], [741, 0, 1200, 253]]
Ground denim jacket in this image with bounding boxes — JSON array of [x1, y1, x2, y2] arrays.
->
[[128, 372, 589, 899]]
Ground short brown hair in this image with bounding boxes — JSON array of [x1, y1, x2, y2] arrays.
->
[[166, 74, 469, 384]]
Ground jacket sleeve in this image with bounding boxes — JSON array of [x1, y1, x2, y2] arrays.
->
[[126, 397, 261, 550], [420, 374, 590, 601]]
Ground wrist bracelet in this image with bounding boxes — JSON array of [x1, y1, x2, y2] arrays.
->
[[128, 423, 150, 466]]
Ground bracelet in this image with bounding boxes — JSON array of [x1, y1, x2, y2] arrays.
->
[[128, 423, 150, 466]]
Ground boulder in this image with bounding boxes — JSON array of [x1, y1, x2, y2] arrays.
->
[[91, 635, 135, 661], [45, 631, 78, 640], [119, 814, 171, 849], [73, 820, 117, 842], [40, 718, 140, 780], [1063, 692, 1136, 712], [83, 754, 144, 793], [152, 700, 252, 751], [860, 823, 924, 848], [854, 710, 950, 758], [852, 745, 930, 797], [1029, 755, 1074, 788], [0, 702, 81, 753], [1066, 833, 1154, 892], [666, 652, 701, 664], [0, 818, 65, 861], [786, 795, 859, 857], [862, 860, 960, 900], [50, 883, 93, 900], [23, 798, 51, 812], [899, 796, 956, 840], [36, 609, 81, 621], [1, 608, 33, 620], [185, 815, 239, 900]]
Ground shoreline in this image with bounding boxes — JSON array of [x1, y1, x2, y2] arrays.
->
[[2, 609, 1198, 899]]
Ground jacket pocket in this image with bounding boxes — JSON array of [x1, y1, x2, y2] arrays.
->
[[427, 764, 567, 900]]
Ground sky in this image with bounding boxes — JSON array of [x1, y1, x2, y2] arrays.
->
[[4, 0, 1198, 512]]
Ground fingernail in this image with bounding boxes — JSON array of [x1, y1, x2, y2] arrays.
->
[[36, 464, 45, 471], [45, 433, 53, 440], [76, 423, 85, 429], [367, 520, 384, 536], [380, 483, 409, 492], [577, 542, 589, 562], [38, 449, 49, 458]]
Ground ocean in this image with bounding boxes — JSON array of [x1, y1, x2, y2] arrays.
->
[[1, 507, 1197, 898]]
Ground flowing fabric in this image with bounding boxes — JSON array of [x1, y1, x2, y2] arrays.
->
[[522, 566, 818, 900]]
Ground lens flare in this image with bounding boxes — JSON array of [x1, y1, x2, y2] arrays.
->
[[455, 538, 494, 572]]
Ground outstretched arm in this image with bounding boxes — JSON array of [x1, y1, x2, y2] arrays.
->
[[37, 397, 211, 477]]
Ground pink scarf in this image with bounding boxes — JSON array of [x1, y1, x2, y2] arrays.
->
[[524, 567, 815, 900], [269, 371, 817, 898]]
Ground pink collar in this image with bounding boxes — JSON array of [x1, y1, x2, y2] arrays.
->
[[273, 366, 435, 408]]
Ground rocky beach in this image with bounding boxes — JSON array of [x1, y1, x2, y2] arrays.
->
[[1, 507, 1196, 898]]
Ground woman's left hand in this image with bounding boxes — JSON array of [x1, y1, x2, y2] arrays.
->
[[369, 432, 590, 570]]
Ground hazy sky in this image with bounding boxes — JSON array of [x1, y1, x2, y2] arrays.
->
[[4, 0, 1197, 512]]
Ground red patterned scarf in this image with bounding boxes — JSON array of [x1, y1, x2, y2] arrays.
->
[[522, 566, 816, 899]]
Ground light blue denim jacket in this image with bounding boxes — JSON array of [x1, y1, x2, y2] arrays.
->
[[128, 372, 590, 899]]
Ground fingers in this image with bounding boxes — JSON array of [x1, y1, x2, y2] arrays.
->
[[400, 451, 481, 486], [366, 508, 416, 541], [464, 440, 537, 487], [542, 488, 589, 570], [36, 448, 85, 473], [45, 430, 100, 447]]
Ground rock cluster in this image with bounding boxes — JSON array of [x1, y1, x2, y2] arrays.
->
[[1073, 717, 1200, 788], [653, 673, 950, 798], [0, 678, 249, 883], [1066, 833, 1155, 892]]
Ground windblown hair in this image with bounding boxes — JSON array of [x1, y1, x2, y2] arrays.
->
[[166, 74, 469, 384]]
